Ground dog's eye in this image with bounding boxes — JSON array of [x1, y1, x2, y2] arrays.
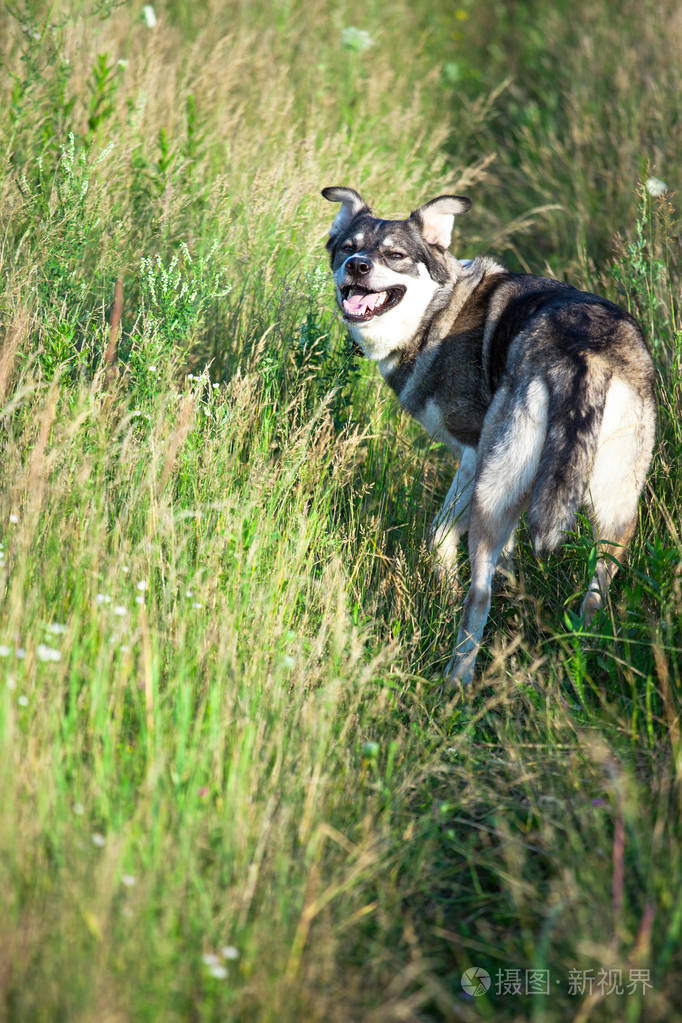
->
[[388, 251, 406, 261], [341, 242, 354, 253]]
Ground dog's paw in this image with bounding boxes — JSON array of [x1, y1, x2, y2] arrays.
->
[[444, 649, 476, 689], [579, 588, 603, 624], [495, 553, 516, 588], [432, 562, 464, 604]]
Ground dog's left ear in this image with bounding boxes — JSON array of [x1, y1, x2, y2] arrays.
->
[[322, 186, 370, 239], [411, 195, 472, 249]]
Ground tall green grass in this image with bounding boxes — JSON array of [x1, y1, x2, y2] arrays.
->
[[0, 0, 680, 1019]]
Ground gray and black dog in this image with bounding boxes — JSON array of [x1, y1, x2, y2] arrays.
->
[[322, 186, 656, 686]]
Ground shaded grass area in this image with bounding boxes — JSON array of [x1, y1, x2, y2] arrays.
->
[[0, 0, 680, 1019]]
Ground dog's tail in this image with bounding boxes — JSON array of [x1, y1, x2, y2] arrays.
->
[[528, 357, 611, 554]]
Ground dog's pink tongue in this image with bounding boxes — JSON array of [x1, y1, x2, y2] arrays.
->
[[343, 291, 386, 316]]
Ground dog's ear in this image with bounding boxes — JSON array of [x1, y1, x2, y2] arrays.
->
[[411, 195, 472, 249], [321, 186, 370, 239]]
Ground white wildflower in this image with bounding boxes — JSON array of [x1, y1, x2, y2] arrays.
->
[[73, 802, 85, 815], [341, 26, 373, 52], [91, 832, 106, 847], [135, 595, 144, 605], [645, 177, 668, 197], [15, 647, 26, 659], [136, 580, 148, 592], [121, 873, 137, 887], [0, 645, 11, 657], [142, 5, 157, 28], [37, 644, 61, 662], [18, 694, 29, 707], [209, 963, 228, 979], [202, 953, 220, 967], [113, 605, 128, 617], [46, 623, 67, 635], [9, 514, 19, 524], [95, 593, 111, 606], [191, 601, 203, 609], [221, 945, 240, 960]]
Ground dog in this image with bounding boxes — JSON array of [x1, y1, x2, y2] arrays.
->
[[322, 186, 656, 686]]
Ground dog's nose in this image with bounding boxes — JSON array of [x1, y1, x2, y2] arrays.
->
[[346, 255, 372, 276]]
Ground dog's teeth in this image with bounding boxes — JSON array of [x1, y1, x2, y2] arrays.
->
[[342, 290, 388, 317], [367, 291, 388, 310]]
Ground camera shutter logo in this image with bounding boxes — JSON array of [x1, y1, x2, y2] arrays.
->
[[461, 966, 491, 997]]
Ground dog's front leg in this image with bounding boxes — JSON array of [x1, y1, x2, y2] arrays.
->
[[429, 445, 477, 583], [445, 379, 550, 686], [446, 487, 523, 687], [445, 517, 499, 686]]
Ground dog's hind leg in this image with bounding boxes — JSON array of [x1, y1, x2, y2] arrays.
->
[[579, 378, 655, 622], [446, 379, 550, 686], [580, 515, 637, 623], [430, 445, 476, 582]]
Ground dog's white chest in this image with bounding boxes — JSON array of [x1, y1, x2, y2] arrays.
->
[[414, 397, 446, 438], [391, 352, 462, 455], [414, 398, 461, 455]]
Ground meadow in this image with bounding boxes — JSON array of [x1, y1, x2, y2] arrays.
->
[[0, 0, 680, 1019]]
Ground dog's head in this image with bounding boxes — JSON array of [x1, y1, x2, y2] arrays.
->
[[322, 186, 471, 361]]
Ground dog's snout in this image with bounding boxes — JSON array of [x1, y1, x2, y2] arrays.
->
[[346, 255, 372, 276]]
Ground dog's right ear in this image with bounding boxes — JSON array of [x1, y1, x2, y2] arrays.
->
[[321, 186, 370, 240]]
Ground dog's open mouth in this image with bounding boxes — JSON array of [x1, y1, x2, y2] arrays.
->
[[340, 285, 406, 322]]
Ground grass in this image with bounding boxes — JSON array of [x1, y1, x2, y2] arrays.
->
[[0, 0, 680, 1019]]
